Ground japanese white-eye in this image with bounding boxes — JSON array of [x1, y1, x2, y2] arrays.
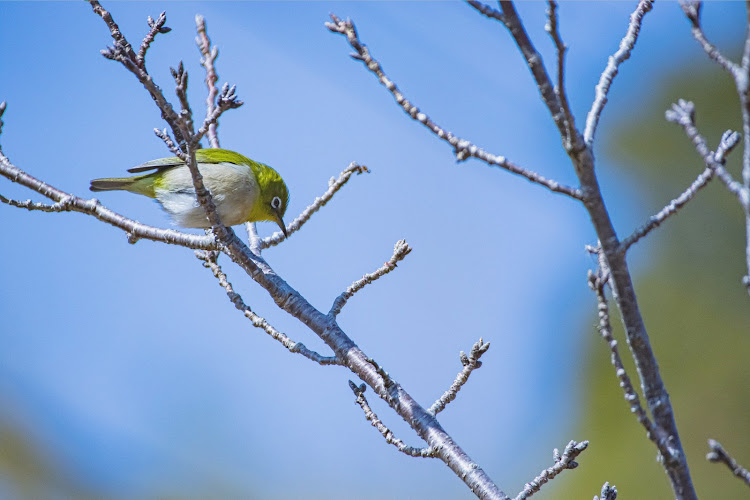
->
[[90, 149, 289, 235]]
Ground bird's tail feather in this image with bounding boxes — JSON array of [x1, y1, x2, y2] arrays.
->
[[89, 174, 156, 198]]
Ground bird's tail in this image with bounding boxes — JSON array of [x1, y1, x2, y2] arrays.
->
[[90, 174, 156, 198]]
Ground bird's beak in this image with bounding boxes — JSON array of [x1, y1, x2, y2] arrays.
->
[[275, 213, 288, 237]]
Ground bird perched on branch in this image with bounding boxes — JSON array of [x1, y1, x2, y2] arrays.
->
[[90, 149, 289, 235]]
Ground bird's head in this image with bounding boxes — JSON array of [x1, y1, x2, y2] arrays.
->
[[255, 165, 289, 236]]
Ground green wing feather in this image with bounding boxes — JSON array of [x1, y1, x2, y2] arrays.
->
[[127, 149, 255, 173]]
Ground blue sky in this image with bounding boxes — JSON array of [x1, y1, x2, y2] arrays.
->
[[0, 2, 744, 498]]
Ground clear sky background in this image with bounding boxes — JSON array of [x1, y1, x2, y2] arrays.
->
[[0, 2, 745, 499]]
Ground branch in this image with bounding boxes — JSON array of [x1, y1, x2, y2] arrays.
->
[[622, 129, 741, 252], [429, 339, 490, 416], [706, 439, 750, 487], [544, 1, 577, 146], [0, 154, 217, 249], [197, 251, 340, 365], [195, 83, 243, 146], [154, 127, 182, 156], [584, 0, 653, 146], [171, 61, 195, 137], [666, 100, 749, 209], [136, 12, 171, 70], [587, 267, 675, 463], [89, 0, 188, 147], [679, 1, 739, 78], [326, 14, 583, 201], [514, 440, 588, 500], [348, 381, 437, 459], [469, 1, 571, 146], [195, 14, 221, 149], [593, 482, 618, 500], [261, 162, 370, 249], [329, 240, 412, 317]]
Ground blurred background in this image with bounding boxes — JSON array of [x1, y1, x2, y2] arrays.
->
[[1, 2, 748, 498]]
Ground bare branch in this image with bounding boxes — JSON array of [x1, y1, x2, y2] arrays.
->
[[0, 193, 77, 213], [348, 381, 437, 458], [0, 101, 6, 151], [587, 269, 652, 432], [89, 0, 188, 148], [587, 268, 679, 463], [706, 439, 750, 487], [197, 250, 340, 365], [679, 1, 739, 77], [171, 61, 195, 136], [329, 240, 412, 318], [622, 129, 741, 252], [429, 339, 490, 416], [470, 1, 571, 147], [136, 12, 171, 69], [514, 440, 588, 500], [593, 482, 618, 500], [0, 155, 217, 249], [326, 14, 583, 201], [545, 1, 577, 146], [195, 83, 243, 146], [154, 127, 182, 156], [261, 162, 370, 249], [666, 100, 749, 208], [245, 222, 262, 256], [195, 14, 222, 149], [584, 0, 653, 146]]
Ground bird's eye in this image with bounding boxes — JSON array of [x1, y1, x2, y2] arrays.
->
[[271, 196, 282, 210]]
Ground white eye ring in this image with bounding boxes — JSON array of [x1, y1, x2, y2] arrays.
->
[[271, 196, 282, 210]]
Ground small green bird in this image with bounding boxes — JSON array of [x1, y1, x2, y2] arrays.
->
[[90, 149, 289, 235]]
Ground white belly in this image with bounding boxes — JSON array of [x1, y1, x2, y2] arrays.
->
[[154, 162, 260, 228]]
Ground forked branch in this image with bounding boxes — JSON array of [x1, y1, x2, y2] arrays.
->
[[429, 338, 490, 416], [348, 381, 436, 458], [329, 239, 412, 317], [326, 14, 583, 201], [706, 439, 750, 487], [514, 441, 588, 500]]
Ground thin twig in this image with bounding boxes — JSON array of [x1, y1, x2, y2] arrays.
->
[[329, 240, 412, 317], [171, 61, 195, 137], [587, 267, 675, 462], [154, 128, 182, 156], [194, 83, 243, 146], [593, 482, 618, 500], [348, 381, 436, 458], [89, 0, 188, 148], [261, 162, 370, 249], [429, 339, 490, 416], [666, 100, 749, 207], [470, 1, 571, 146], [706, 439, 750, 487], [584, 0, 654, 146], [679, 1, 739, 78], [514, 441, 588, 500], [136, 12, 170, 70], [326, 15, 583, 201], [197, 250, 340, 365], [544, 1, 577, 147], [0, 194, 76, 212], [195, 14, 221, 149], [622, 129, 741, 252]]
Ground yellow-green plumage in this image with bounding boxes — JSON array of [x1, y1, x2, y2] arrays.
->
[[90, 149, 289, 234]]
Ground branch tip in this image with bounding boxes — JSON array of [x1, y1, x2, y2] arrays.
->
[[594, 482, 618, 500]]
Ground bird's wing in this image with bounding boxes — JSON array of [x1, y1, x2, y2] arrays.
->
[[126, 150, 231, 173]]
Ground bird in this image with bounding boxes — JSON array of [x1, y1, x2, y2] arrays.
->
[[90, 149, 289, 235]]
